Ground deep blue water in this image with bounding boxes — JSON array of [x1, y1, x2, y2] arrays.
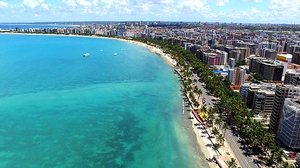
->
[[0, 34, 205, 168]]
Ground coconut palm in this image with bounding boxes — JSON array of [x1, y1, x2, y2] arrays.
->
[[215, 118, 223, 129], [217, 134, 225, 146], [212, 127, 220, 137], [226, 158, 239, 168]]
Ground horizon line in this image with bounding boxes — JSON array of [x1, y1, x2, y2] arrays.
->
[[0, 21, 300, 26]]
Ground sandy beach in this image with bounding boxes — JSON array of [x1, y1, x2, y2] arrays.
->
[[0, 32, 215, 167]]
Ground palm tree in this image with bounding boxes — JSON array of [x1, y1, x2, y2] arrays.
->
[[226, 158, 238, 168], [280, 162, 296, 168], [212, 127, 219, 137], [139, 38, 281, 163], [215, 118, 223, 129], [217, 134, 225, 146], [274, 148, 285, 165]]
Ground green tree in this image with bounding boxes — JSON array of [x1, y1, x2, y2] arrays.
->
[[217, 134, 225, 146], [226, 158, 239, 168], [212, 127, 219, 137]]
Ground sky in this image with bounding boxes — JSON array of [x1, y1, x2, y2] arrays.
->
[[0, 0, 299, 24]]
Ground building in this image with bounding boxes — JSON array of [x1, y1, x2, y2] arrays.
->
[[228, 69, 236, 85], [227, 68, 246, 86], [292, 52, 300, 65], [249, 57, 284, 82], [229, 58, 236, 69], [198, 48, 228, 66], [240, 83, 261, 108], [277, 97, 300, 150], [252, 89, 275, 118], [284, 71, 300, 85], [276, 53, 293, 63], [230, 50, 241, 61], [269, 85, 300, 134], [264, 49, 277, 60], [229, 47, 250, 61], [292, 76, 300, 86], [240, 83, 276, 109], [235, 68, 246, 85], [258, 42, 280, 54], [217, 50, 228, 65], [203, 53, 220, 66]]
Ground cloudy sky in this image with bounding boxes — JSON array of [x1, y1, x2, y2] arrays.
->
[[0, 0, 299, 23]]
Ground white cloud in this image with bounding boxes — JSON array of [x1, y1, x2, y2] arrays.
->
[[62, 0, 95, 7], [160, 0, 174, 4], [179, 0, 208, 11], [3, 0, 298, 23], [242, 0, 261, 3], [269, 0, 300, 18], [139, 2, 152, 12], [0, 1, 8, 8], [22, 0, 49, 10], [100, 0, 131, 14], [216, 0, 229, 6], [250, 7, 259, 13]]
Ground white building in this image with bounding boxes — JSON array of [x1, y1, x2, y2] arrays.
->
[[228, 69, 236, 85]]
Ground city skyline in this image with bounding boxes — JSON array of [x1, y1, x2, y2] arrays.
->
[[0, 0, 299, 24]]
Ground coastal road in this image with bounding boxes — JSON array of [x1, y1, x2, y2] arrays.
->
[[190, 74, 257, 168], [191, 74, 216, 108], [223, 129, 257, 168]]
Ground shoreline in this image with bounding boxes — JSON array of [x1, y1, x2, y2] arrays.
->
[[0, 32, 213, 167], [0, 32, 177, 67]]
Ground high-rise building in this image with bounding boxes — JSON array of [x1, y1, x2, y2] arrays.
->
[[264, 49, 277, 60], [269, 85, 300, 134], [240, 83, 276, 110], [277, 97, 300, 150], [292, 52, 300, 65], [258, 42, 280, 54], [240, 83, 251, 103], [228, 69, 236, 85], [217, 50, 228, 65], [227, 68, 246, 86], [230, 50, 241, 61], [249, 57, 284, 82], [234, 68, 246, 85], [252, 90, 275, 118], [284, 71, 300, 85], [292, 76, 300, 86], [229, 58, 236, 69], [244, 84, 260, 108]]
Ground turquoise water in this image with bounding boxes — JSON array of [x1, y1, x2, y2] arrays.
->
[[0, 34, 205, 168]]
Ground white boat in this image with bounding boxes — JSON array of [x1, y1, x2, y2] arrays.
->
[[83, 53, 90, 57], [114, 53, 118, 56]]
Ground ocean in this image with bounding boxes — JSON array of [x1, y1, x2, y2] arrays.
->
[[0, 24, 75, 30], [0, 34, 206, 168]]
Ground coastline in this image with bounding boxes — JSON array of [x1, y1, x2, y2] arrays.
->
[[0, 32, 214, 167], [0, 32, 176, 67]]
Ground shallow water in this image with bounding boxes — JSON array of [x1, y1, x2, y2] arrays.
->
[[0, 34, 206, 168]]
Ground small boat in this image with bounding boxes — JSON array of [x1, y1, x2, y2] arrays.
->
[[113, 53, 118, 56], [83, 53, 90, 57]]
